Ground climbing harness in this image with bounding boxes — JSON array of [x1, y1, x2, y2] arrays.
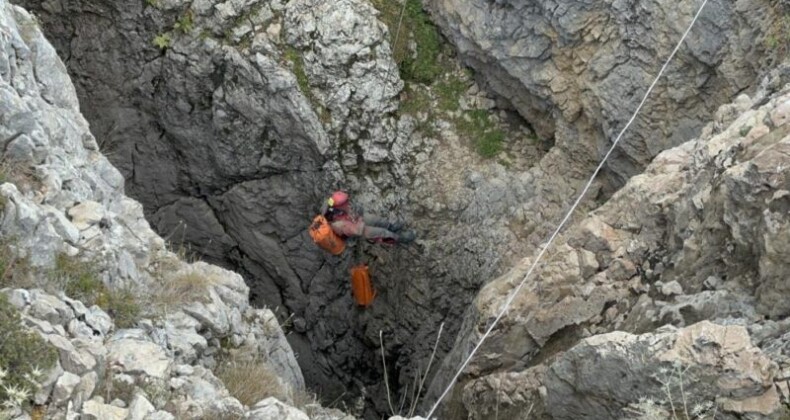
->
[[424, 0, 711, 417]]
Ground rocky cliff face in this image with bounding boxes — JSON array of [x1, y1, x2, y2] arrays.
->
[[425, 0, 781, 179], [6, 0, 790, 418], [10, 0, 548, 413], [424, 0, 787, 245], [424, 69, 790, 418], [0, 1, 338, 418]]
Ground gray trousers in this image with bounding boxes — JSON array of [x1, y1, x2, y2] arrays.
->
[[362, 215, 398, 240]]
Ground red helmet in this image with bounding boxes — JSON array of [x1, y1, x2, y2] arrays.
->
[[328, 191, 349, 207]]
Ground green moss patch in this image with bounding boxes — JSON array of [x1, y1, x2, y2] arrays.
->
[[457, 110, 505, 158], [371, 0, 444, 84]]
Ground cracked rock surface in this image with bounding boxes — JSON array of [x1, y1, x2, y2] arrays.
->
[[425, 70, 790, 419], [0, 2, 329, 418], [9, 0, 790, 417]]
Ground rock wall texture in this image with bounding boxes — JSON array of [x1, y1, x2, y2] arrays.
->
[[0, 1, 342, 418], [10, 0, 545, 413], [8, 0, 790, 417], [425, 0, 781, 179], [424, 68, 790, 418], [424, 0, 787, 246]]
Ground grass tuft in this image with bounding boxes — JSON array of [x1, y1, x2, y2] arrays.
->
[[398, 83, 432, 116], [434, 74, 468, 112], [216, 358, 287, 406], [0, 159, 42, 193], [53, 254, 140, 328], [284, 48, 311, 97], [456, 110, 505, 158], [151, 271, 212, 312]]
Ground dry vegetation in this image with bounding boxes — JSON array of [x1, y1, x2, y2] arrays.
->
[[150, 270, 213, 312], [216, 358, 288, 406]]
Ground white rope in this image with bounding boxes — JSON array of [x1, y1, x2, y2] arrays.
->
[[425, 0, 710, 417]]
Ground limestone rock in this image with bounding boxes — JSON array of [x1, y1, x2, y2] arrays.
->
[[462, 367, 548, 420], [6, 0, 790, 417], [284, 0, 401, 146], [73, 372, 97, 411], [426, 79, 790, 416], [34, 362, 64, 405], [425, 0, 772, 183], [29, 292, 75, 326], [246, 397, 309, 420], [52, 372, 81, 406], [81, 399, 128, 420], [106, 330, 171, 379], [127, 394, 156, 420], [657, 280, 684, 297], [143, 412, 175, 420], [546, 322, 780, 419], [160, 316, 208, 365], [0, 3, 336, 419], [84, 307, 113, 337], [46, 334, 97, 375]]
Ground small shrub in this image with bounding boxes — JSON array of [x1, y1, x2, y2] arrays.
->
[[53, 254, 140, 328], [56, 254, 104, 304], [477, 130, 505, 158], [139, 378, 171, 408], [739, 125, 752, 137], [0, 294, 57, 413], [96, 288, 141, 329], [174, 11, 194, 34], [153, 33, 171, 50], [96, 373, 136, 406], [763, 15, 790, 57], [291, 388, 320, 417], [765, 34, 779, 49], [199, 29, 213, 40], [216, 358, 287, 406], [623, 362, 719, 420], [97, 368, 169, 409], [145, 0, 160, 8]]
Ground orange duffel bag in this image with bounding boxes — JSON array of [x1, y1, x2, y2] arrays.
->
[[350, 264, 376, 307], [309, 215, 345, 255]]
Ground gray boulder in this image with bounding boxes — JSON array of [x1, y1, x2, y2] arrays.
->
[[106, 330, 172, 380], [547, 322, 780, 419], [246, 397, 309, 420]]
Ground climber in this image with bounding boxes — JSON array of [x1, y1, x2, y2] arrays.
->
[[320, 191, 416, 244]]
